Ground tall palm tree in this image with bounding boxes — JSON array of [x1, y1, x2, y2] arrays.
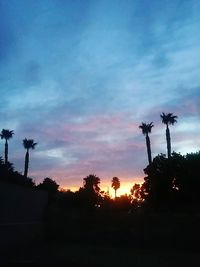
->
[[160, 113, 178, 158], [0, 129, 14, 164], [111, 177, 120, 199], [23, 138, 37, 178], [139, 122, 154, 164]]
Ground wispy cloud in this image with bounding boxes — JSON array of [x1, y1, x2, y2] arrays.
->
[[0, 0, 199, 190]]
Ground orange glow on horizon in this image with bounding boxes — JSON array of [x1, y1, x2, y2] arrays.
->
[[103, 181, 143, 198], [60, 180, 143, 198], [59, 186, 79, 192]]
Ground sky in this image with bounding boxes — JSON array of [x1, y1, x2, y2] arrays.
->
[[0, 0, 200, 195]]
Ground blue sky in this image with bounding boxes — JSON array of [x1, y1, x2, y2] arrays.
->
[[0, 0, 200, 193]]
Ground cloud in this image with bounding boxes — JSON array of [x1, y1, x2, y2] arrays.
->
[[0, 0, 199, 189]]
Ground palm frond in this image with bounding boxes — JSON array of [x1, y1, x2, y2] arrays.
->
[[139, 122, 154, 135], [160, 113, 178, 125], [23, 138, 38, 149], [1, 129, 14, 140]]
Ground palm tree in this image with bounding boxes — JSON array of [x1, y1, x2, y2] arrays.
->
[[139, 122, 154, 164], [0, 129, 14, 164], [83, 174, 101, 193], [160, 113, 178, 158], [111, 177, 120, 198], [23, 138, 37, 178]]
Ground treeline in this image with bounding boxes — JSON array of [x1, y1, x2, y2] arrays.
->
[[0, 157, 35, 187], [1, 148, 200, 212], [36, 175, 139, 211], [143, 151, 200, 211], [1, 111, 200, 213], [139, 112, 200, 211], [0, 129, 37, 179], [36, 149, 200, 214]]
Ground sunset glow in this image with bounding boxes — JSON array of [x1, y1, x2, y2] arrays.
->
[[0, 0, 199, 188], [62, 180, 143, 198], [1, 2, 200, 265]]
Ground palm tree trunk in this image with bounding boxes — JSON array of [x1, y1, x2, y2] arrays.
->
[[166, 125, 171, 158], [24, 150, 29, 178], [115, 189, 117, 199], [5, 139, 8, 164], [146, 134, 152, 164]]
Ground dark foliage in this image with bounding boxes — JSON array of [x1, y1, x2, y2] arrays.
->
[[83, 174, 100, 193], [142, 151, 200, 211], [0, 157, 35, 187], [76, 174, 102, 210], [37, 177, 59, 203]]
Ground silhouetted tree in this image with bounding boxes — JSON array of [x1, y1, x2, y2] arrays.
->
[[114, 194, 131, 211], [143, 154, 174, 210], [130, 183, 145, 209], [83, 174, 100, 193], [80, 174, 101, 209], [174, 151, 200, 204], [0, 129, 14, 164], [130, 183, 141, 201], [0, 156, 13, 179], [23, 138, 37, 178], [139, 122, 154, 164], [38, 177, 59, 203], [100, 190, 112, 210], [140, 182, 149, 201], [160, 113, 177, 158], [38, 177, 59, 194], [56, 190, 77, 209], [111, 177, 120, 198], [0, 156, 34, 187], [139, 150, 200, 211]]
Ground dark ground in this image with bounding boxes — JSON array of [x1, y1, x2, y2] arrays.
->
[[3, 242, 200, 267], [1, 209, 200, 266]]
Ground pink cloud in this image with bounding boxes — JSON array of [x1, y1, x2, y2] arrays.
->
[[23, 112, 146, 189]]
